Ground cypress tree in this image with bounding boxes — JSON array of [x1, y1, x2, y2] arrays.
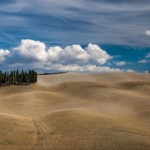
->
[[6, 71, 9, 85], [13, 70, 16, 84], [29, 70, 31, 83], [31, 70, 34, 83], [35, 71, 37, 82], [4, 72, 6, 84], [21, 69, 25, 83], [0, 71, 3, 85], [16, 69, 19, 84], [10, 71, 13, 85]]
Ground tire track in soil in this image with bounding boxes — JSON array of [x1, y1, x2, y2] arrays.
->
[[39, 120, 71, 150], [32, 119, 71, 150], [31, 119, 53, 150]]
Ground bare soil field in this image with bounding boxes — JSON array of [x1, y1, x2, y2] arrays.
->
[[0, 72, 150, 150]]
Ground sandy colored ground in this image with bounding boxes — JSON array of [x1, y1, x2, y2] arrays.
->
[[0, 72, 150, 150]]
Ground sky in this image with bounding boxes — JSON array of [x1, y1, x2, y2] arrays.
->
[[0, 0, 150, 73]]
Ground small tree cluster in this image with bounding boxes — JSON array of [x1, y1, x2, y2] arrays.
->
[[0, 69, 37, 86]]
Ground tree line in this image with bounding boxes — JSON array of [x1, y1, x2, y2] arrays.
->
[[0, 69, 37, 86]]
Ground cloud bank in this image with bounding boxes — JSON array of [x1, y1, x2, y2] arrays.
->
[[0, 39, 126, 73]]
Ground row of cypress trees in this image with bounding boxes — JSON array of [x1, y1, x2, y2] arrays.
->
[[0, 69, 37, 86]]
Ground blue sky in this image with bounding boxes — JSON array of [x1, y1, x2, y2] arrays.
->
[[0, 0, 150, 73]]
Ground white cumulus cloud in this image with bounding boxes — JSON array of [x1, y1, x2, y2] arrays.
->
[[0, 49, 10, 63], [145, 30, 150, 36], [126, 69, 135, 72], [86, 43, 112, 64], [47, 43, 112, 65], [138, 60, 147, 63], [116, 61, 126, 66], [47, 44, 90, 65], [12, 39, 47, 62]]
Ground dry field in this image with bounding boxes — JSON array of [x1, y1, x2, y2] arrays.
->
[[0, 72, 150, 150]]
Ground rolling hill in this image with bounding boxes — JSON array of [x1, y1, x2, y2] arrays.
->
[[0, 72, 150, 150]]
